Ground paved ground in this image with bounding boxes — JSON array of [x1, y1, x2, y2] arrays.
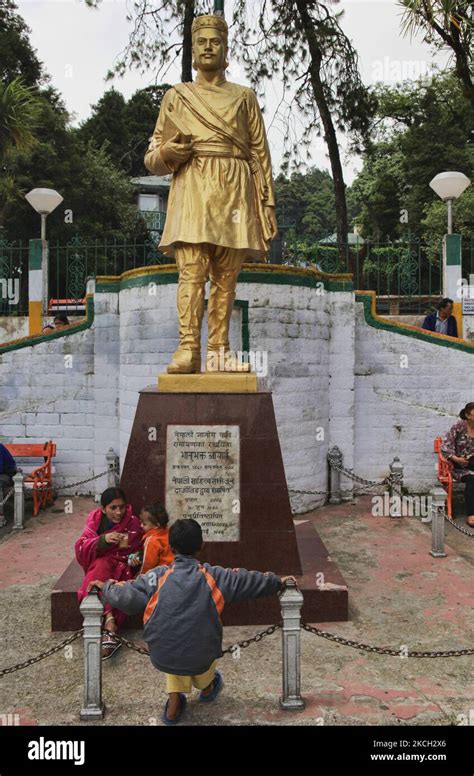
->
[[0, 495, 473, 727]]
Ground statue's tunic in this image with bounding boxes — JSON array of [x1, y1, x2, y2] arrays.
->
[[144, 77, 275, 260]]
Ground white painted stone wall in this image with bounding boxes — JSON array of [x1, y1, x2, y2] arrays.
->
[[354, 301, 474, 493], [328, 292, 355, 500], [0, 316, 28, 343], [117, 280, 332, 512], [0, 329, 96, 491], [463, 314, 474, 341], [239, 282, 331, 513], [93, 291, 120, 497], [1, 279, 473, 509]]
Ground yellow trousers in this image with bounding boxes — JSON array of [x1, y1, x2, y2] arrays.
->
[[165, 660, 217, 694], [174, 243, 244, 353]]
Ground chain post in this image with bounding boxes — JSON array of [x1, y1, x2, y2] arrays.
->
[[106, 449, 119, 489], [279, 581, 305, 711], [12, 472, 25, 530], [80, 589, 105, 720], [328, 446, 343, 505], [389, 456, 404, 517], [430, 487, 447, 558]]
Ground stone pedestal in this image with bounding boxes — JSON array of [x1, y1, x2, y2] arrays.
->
[[120, 387, 302, 575], [50, 386, 348, 630], [119, 386, 348, 624]]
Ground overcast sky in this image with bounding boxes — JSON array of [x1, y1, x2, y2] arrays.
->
[[17, 0, 450, 183]]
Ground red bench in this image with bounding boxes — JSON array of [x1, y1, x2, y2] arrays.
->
[[5, 441, 56, 517], [434, 436, 453, 518]]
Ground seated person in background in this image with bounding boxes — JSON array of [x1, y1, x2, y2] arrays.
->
[[75, 487, 143, 659], [53, 314, 70, 330], [88, 518, 294, 726], [128, 502, 174, 574], [422, 298, 458, 338], [0, 443, 17, 491], [441, 402, 474, 527]]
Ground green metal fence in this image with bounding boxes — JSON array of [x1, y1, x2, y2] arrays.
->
[[1, 233, 472, 318], [48, 235, 169, 313], [270, 234, 447, 315], [0, 238, 29, 316]]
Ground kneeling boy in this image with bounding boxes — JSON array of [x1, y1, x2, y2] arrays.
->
[[89, 518, 291, 724]]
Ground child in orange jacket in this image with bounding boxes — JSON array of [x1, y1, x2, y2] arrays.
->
[[128, 502, 174, 574]]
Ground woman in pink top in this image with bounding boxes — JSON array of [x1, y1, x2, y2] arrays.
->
[[75, 487, 143, 659]]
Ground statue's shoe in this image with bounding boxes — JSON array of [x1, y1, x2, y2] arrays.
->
[[167, 350, 201, 374], [205, 350, 251, 373]]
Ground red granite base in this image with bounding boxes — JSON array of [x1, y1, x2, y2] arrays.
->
[[120, 388, 303, 575], [50, 521, 348, 631], [51, 388, 349, 630]]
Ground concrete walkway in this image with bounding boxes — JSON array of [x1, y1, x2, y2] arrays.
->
[[0, 495, 473, 726]]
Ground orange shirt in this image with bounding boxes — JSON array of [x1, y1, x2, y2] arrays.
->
[[140, 526, 174, 574]]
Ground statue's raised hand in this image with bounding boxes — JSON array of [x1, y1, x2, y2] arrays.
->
[[264, 206, 278, 241], [161, 131, 193, 168]]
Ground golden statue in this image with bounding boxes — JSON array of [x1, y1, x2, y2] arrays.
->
[[144, 13, 277, 374]]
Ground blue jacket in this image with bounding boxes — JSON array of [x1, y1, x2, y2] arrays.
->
[[103, 555, 282, 675], [0, 444, 16, 476], [421, 312, 458, 338]]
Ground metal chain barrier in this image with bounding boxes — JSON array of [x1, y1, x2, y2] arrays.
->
[[289, 487, 330, 497], [101, 630, 150, 656], [0, 488, 14, 508], [301, 622, 474, 658], [0, 629, 84, 678], [288, 470, 396, 498], [3, 615, 471, 681], [221, 623, 281, 654], [56, 468, 115, 495], [103, 621, 474, 661], [289, 466, 397, 499], [102, 623, 282, 658], [330, 460, 391, 490], [443, 509, 474, 538]]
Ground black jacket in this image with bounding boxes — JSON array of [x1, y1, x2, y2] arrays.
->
[[421, 312, 458, 338]]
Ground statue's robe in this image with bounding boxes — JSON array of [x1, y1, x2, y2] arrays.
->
[[144, 76, 275, 260]]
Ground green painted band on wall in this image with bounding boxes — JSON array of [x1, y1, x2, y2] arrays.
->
[[28, 239, 43, 271], [0, 295, 95, 355], [445, 234, 462, 267], [356, 291, 474, 354], [239, 299, 250, 354], [96, 265, 353, 294]]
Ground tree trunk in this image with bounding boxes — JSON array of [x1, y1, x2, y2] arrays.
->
[[181, 0, 195, 83], [293, 0, 349, 271], [453, 49, 474, 107]]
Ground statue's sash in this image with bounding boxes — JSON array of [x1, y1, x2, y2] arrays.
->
[[173, 83, 273, 247]]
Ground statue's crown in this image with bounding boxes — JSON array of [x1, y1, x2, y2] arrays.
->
[[192, 14, 228, 39]]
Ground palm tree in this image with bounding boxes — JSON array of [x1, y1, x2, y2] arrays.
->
[[398, 1, 474, 107], [0, 76, 40, 159], [0, 77, 40, 230]]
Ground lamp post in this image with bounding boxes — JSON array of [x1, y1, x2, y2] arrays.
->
[[429, 171, 471, 235], [429, 172, 471, 336], [25, 188, 63, 332]]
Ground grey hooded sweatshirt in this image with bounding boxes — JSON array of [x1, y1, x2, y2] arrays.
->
[[102, 554, 282, 676]]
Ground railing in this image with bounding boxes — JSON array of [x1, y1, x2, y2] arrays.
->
[[0, 238, 29, 316], [273, 235, 447, 316], [1, 233, 472, 318], [140, 210, 167, 232], [48, 235, 169, 312]]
